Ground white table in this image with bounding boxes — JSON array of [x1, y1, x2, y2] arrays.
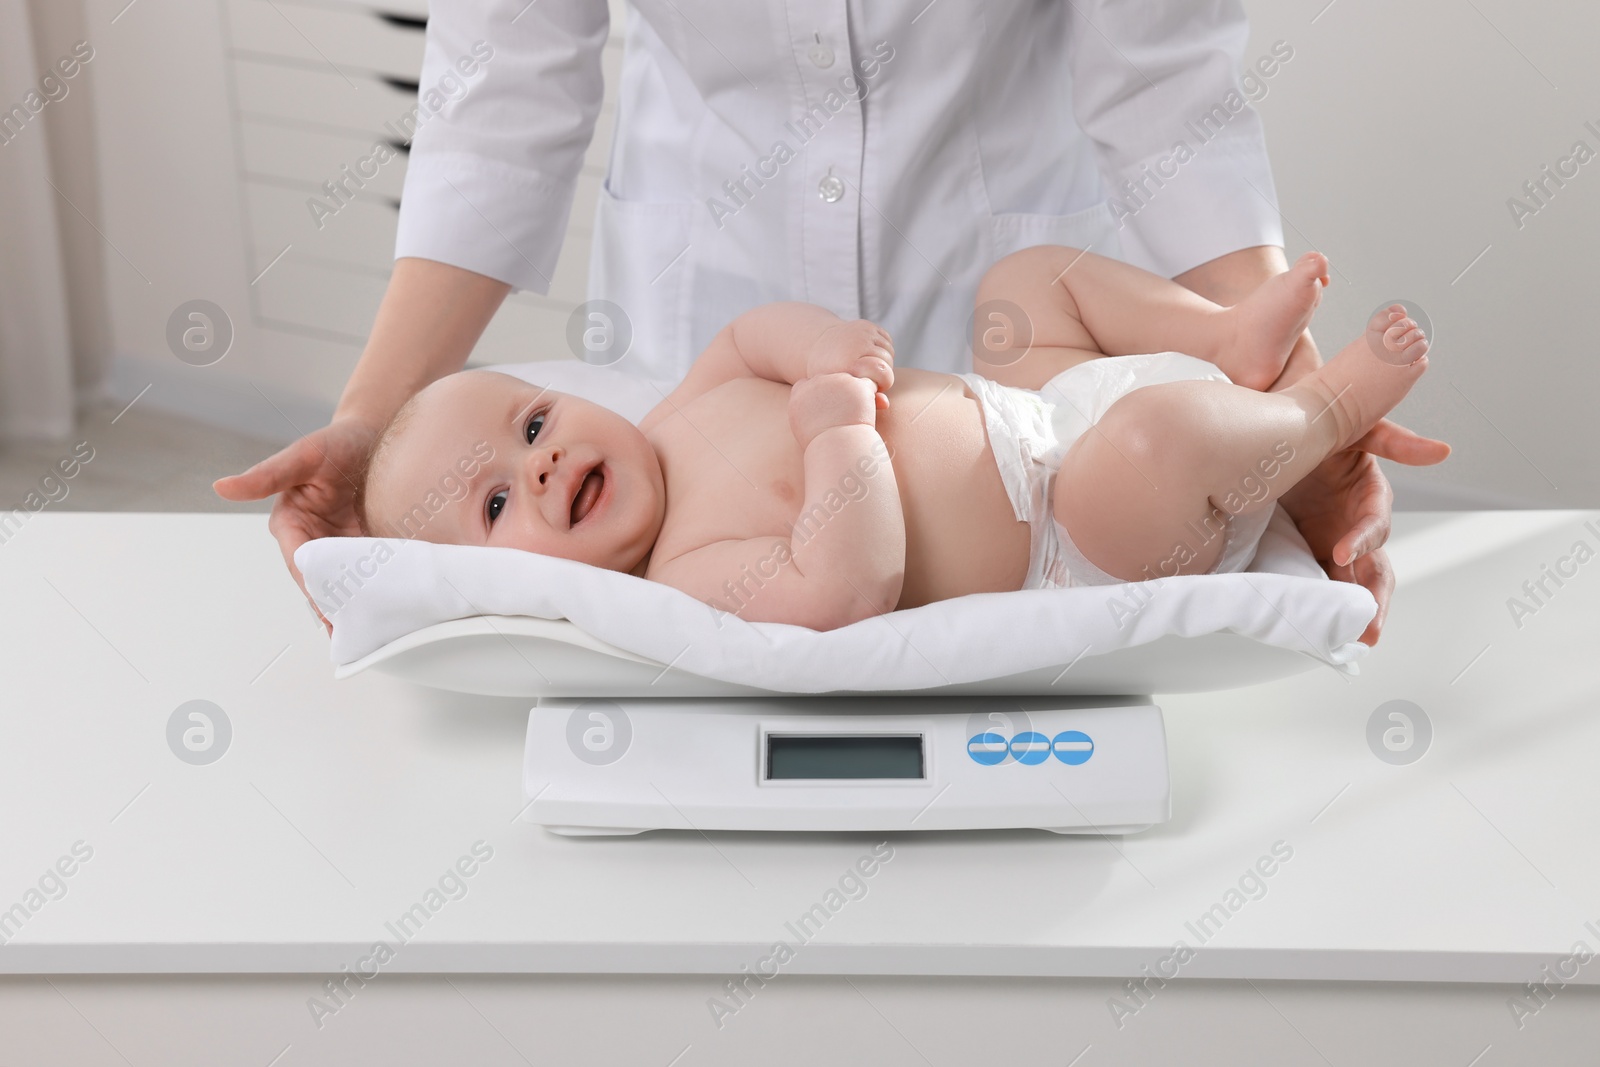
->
[[2, 512, 1597, 1063]]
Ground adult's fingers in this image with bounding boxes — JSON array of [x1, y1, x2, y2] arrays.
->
[[1316, 525, 1395, 646], [1353, 417, 1452, 467], [267, 496, 334, 636], [1345, 546, 1394, 646], [212, 434, 327, 502], [1333, 463, 1394, 567], [1335, 510, 1391, 570]]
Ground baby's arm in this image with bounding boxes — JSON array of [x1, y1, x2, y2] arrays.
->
[[651, 372, 905, 631], [640, 304, 893, 432]]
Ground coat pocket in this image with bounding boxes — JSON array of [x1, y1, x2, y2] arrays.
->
[[588, 175, 698, 380]]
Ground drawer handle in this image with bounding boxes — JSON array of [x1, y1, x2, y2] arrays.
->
[[380, 75, 420, 95], [376, 11, 427, 31]]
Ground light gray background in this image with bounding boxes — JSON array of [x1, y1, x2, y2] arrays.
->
[[1241, 0, 1597, 508]]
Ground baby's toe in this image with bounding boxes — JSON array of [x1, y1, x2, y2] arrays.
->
[[1384, 324, 1428, 360]]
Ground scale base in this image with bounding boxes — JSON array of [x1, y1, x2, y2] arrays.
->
[[524, 695, 1171, 837]]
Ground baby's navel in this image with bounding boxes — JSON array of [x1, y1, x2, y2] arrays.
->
[[770, 479, 798, 503]]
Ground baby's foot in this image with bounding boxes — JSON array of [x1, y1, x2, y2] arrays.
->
[[1291, 304, 1430, 454], [1365, 304, 1430, 364], [1217, 251, 1329, 390]]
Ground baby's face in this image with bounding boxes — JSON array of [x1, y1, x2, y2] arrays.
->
[[366, 370, 665, 573]]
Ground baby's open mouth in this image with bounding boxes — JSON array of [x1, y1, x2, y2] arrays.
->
[[571, 465, 604, 526]]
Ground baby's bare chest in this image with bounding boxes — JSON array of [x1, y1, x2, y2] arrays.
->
[[645, 380, 809, 556], [641, 372, 1032, 601]]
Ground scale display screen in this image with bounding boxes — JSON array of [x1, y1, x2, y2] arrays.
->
[[765, 734, 925, 780]]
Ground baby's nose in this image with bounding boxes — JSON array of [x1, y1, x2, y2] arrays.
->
[[525, 445, 563, 490]]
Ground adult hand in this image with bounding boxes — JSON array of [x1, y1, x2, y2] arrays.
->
[[1278, 415, 1451, 646], [212, 416, 381, 635]]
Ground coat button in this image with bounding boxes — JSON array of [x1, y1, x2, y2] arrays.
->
[[818, 174, 845, 202], [808, 43, 834, 68]]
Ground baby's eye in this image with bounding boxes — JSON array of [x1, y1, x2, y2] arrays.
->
[[488, 409, 546, 525]]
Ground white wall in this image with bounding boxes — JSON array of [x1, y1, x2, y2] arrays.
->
[[1242, 0, 1599, 507]]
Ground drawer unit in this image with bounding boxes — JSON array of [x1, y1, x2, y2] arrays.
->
[[336, 0, 429, 18], [217, 0, 627, 374], [239, 119, 408, 200], [233, 58, 421, 137], [245, 180, 399, 275], [255, 258, 389, 341], [224, 0, 426, 80]]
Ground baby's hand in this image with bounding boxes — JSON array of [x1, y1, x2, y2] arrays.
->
[[789, 372, 881, 449], [807, 319, 895, 406]]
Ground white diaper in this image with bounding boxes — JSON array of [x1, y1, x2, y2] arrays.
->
[[957, 353, 1278, 590]]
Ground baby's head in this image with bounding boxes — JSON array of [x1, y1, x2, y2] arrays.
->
[[355, 370, 665, 574]]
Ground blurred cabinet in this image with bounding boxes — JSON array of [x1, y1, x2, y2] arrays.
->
[[217, 0, 620, 367]]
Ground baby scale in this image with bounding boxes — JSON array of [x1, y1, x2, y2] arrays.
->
[[346, 616, 1334, 839], [524, 694, 1168, 836]]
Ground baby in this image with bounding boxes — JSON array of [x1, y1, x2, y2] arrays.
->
[[353, 246, 1434, 630]]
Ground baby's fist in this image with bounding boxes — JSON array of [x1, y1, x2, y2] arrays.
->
[[789, 373, 880, 449], [807, 319, 895, 399]]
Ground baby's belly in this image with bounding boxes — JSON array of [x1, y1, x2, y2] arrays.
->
[[880, 369, 1032, 606], [653, 372, 1031, 606]]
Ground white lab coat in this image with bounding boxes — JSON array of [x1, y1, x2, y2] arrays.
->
[[396, 0, 1284, 380]]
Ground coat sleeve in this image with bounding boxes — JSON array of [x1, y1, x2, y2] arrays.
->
[[1065, 0, 1286, 279], [393, 0, 610, 294]]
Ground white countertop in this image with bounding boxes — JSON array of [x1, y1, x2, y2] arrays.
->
[[1, 511, 1596, 981]]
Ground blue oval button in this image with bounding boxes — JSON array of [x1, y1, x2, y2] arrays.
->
[[967, 732, 1010, 765], [1052, 730, 1094, 765], [1010, 731, 1052, 765]]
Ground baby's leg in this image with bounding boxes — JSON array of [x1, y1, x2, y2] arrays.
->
[[1053, 306, 1430, 581], [972, 245, 1328, 392]]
